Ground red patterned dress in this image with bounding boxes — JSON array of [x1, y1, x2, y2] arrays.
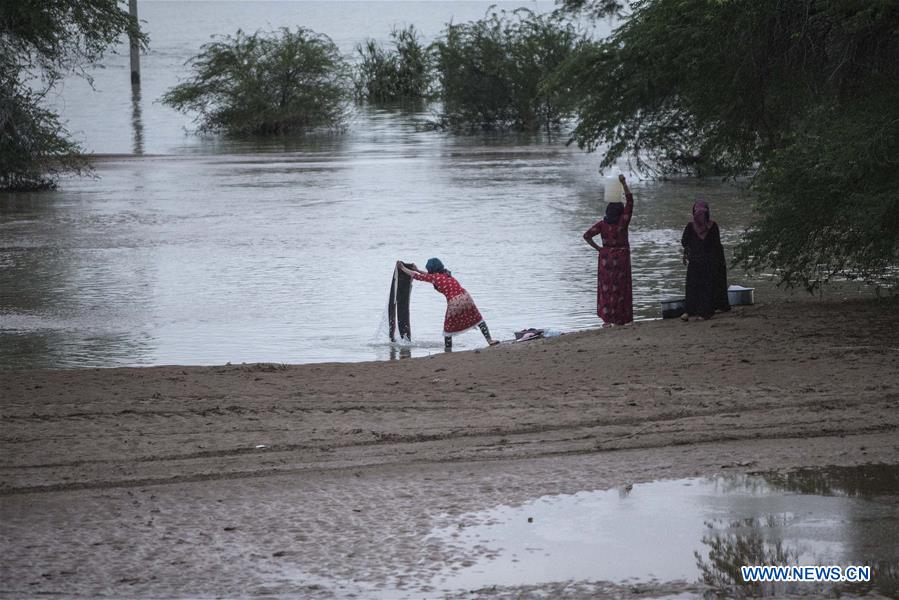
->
[[412, 272, 485, 337], [583, 191, 634, 325]]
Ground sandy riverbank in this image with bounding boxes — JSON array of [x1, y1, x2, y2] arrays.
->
[[2, 298, 898, 598]]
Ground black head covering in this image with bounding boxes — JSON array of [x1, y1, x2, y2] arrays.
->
[[604, 201, 624, 225]]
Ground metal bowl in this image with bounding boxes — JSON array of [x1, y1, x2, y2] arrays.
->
[[661, 297, 686, 319]]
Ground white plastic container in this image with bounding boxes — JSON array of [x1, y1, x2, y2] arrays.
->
[[603, 175, 623, 203]]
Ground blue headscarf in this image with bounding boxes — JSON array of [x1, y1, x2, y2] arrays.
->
[[426, 258, 449, 275]]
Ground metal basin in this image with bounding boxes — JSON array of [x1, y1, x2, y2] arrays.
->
[[661, 297, 686, 319]]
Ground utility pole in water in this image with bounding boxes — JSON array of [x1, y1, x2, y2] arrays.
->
[[128, 0, 143, 154], [129, 0, 140, 85]]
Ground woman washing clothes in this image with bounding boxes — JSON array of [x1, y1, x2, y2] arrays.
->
[[397, 259, 499, 351], [681, 201, 730, 321]]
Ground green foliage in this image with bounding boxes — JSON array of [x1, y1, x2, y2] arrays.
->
[[735, 98, 899, 290], [558, 0, 627, 19], [0, 78, 88, 190], [432, 8, 586, 131], [354, 26, 432, 102], [162, 28, 350, 135], [2, 0, 145, 84], [558, 0, 844, 174], [557, 0, 899, 288], [0, 0, 145, 190]]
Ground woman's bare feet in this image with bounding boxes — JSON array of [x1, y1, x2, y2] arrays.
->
[[488, 339, 500, 346], [690, 316, 706, 322]]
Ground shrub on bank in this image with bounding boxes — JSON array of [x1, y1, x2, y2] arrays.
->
[[0, 78, 88, 190], [431, 9, 586, 131], [162, 27, 350, 135], [354, 26, 432, 102]]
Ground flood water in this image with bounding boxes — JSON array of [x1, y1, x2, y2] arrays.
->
[[0, 1, 876, 369], [427, 464, 899, 598]]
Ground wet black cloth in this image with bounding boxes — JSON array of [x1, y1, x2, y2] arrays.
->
[[389, 262, 414, 341], [681, 222, 730, 318]]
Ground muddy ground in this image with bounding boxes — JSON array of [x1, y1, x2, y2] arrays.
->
[[2, 298, 897, 598]]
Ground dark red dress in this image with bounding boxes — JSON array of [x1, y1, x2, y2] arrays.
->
[[411, 272, 485, 337], [583, 192, 634, 325]]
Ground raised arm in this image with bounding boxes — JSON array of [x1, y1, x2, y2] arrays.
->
[[620, 174, 634, 224]]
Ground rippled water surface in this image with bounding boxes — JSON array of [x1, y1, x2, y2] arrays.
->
[[0, 2, 875, 369]]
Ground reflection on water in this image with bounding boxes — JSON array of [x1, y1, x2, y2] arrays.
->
[[696, 515, 899, 599], [695, 464, 899, 598], [131, 84, 144, 156], [696, 515, 801, 598], [389, 345, 412, 360], [761, 463, 899, 498], [426, 464, 899, 597]]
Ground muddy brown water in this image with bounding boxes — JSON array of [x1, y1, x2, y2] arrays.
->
[[0, 2, 876, 369]]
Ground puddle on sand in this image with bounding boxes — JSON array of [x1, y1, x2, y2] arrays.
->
[[427, 464, 899, 597]]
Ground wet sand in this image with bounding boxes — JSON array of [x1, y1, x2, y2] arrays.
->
[[2, 298, 898, 598]]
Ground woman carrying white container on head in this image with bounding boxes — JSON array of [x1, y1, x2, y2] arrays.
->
[[583, 174, 635, 326]]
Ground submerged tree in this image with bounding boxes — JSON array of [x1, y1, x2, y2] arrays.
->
[[557, 0, 899, 289], [354, 26, 433, 103], [162, 28, 350, 135], [0, 0, 145, 190], [432, 8, 586, 131]]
